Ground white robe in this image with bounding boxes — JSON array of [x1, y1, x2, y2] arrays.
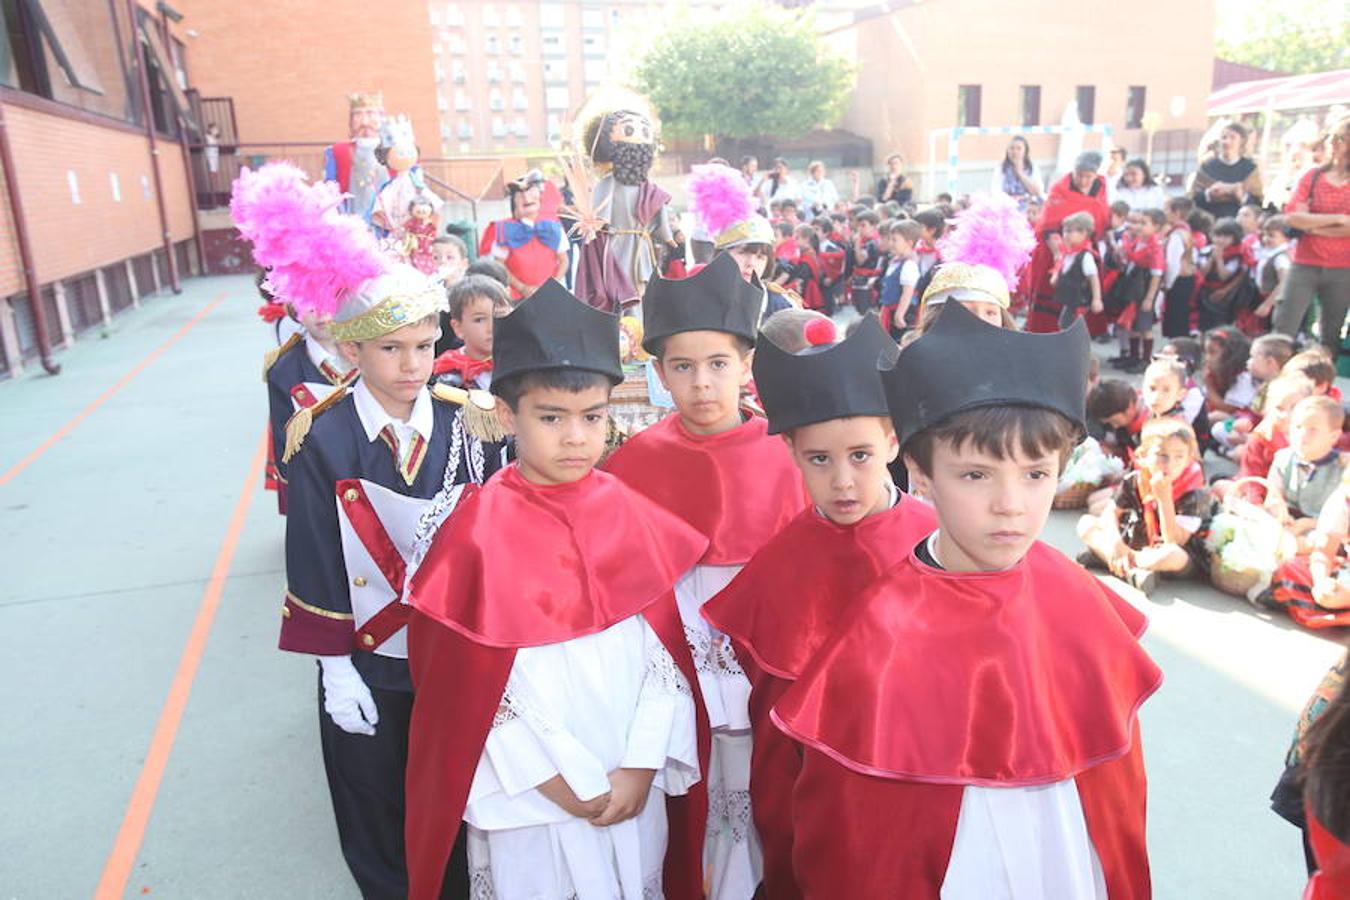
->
[[675, 565, 761, 900], [941, 780, 1108, 900], [465, 614, 699, 900]]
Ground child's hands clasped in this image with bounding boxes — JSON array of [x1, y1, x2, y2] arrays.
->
[[589, 768, 657, 827], [538, 774, 611, 820]]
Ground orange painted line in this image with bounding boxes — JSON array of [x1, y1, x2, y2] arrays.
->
[[0, 292, 225, 490], [94, 431, 268, 900]]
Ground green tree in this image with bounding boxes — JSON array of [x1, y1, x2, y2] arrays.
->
[[1216, 4, 1348, 75], [634, 6, 855, 141]]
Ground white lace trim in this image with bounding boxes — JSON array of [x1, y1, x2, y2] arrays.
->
[[707, 785, 754, 846], [684, 624, 746, 679], [489, 676, 557, 735], [647, 640, 693, 697]]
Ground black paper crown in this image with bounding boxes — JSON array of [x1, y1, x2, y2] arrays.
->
[[754, 313, 899, 435], [641, 252, 764, 354], [491, 279, 623, 389], [881, 300, 1089, 447]]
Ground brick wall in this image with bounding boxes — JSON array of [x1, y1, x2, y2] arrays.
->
[[0, 102, 193, 296]]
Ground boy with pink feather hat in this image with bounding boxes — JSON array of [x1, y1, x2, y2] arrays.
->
[[232, 162, 506, 898]]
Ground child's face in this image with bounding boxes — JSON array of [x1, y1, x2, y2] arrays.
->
[[920, 225, 936, 242], [785, 416, 899, 526], [1247, 350, 1282, 382], [411, 201, 433, 221], [1111, 212, 1126, 228], [655, 330, 752, 436], [906, 436, 1060, 572], [1212, 233, 1233, 250], [727, 245, 769, 281], [497, 384, 611, 485], [859, 221, 877, 239], [1063, 225, 1089, 246], [887, 232, 913, 256], [1165, 207, 1184, 225], [1204, 338, 1225, 368], [1265, 387, 1310, 432], [299, 311, 335, 344], [1126, 213, 1143, 237], [1237, 207, 1258, 233], [1141, 435, 1193, 481], [1142, 370, 1184, 416], [960, 300, 1005, 328], [1137, 217, 1160, 238], [340, 319, 440, 412], [451, 296, 495, 360], [1290, 405, 1340, 462], [1261, 228, 1288, 249], [1103, 397, 1140, 429], [434, 244, 467, 282]]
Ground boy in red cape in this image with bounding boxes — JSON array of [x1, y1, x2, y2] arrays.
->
[[1027, 151, 1112, 334], [604, 252, 810, 898], [772, 302, 1163, 899], [701, 313, 936, 899], [404, 281, 712, 900]]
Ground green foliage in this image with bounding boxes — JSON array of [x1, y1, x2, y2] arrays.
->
[[1217, 4, 1349, 75], [634, 6, 855, 140]]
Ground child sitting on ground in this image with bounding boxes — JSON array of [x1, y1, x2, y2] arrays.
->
[[1271, 471, 1350, 629], [1078, 419, 1214, 594], [1237, 374, 1316, 486], [431, 275, 513, 390], [1287, 349, 1343, 403], [1213, 332, 1297, 450], [1088, 378, 1147, 462], [1265, 396, 1350, 551], [1142, 358, 1209, 442], [1205, 326, 1256, 453]]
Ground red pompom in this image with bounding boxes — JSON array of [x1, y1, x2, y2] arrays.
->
[[803, 317, 837, 347], [256, 301, 287, 323]]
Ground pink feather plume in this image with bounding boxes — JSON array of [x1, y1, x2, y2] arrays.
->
[[687, 164, 755, 239], [936, 192, 1037, 290], [230, 162, 388, 318]]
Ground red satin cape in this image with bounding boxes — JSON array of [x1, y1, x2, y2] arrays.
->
[[603, 413, 809, 565], [1306, 807, 1350, 900], [404, 465, 712, 899], [701, 494, 936, 900], [773, 543, 1162, 786], [788, 722, 1153, 899], [1026, 174, 1112, 333]]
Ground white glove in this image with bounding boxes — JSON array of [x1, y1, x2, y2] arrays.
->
[[319, 655, 379, 736]]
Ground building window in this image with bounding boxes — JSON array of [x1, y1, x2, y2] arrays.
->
[[444, 4, 464, 26], [1076, 85, 1096, 125], [543, 59, 567, 83], [458, 121, 473, 140], [582, 33, 605, 57], [429, 7, 440, 26], [505, 4, 521, 26], [437, 94, 448, 112], [452, 60, 466, 83], [540, 2, 564, 29], [957, 85, 981, 128], [1125, 85, 1146, 129], [486, 61, 502, 83], [491, 116, 506, 139], [583, 58, 606, 84], [512, 87, 527, 110], [508, 61, 524, 83], [546, 86, 569, 110], [1019, 85, 1040, 127], [541, 33, 564, 57], [581, 7, 603, 29], [513, 116, 528, 138], [485, 34, 499, 55], [489, 87, 504, 111], [448, 33, 465, 54], [547, 113, 562, 142], [454, 88, 469, 111], [508, 33, 523, 55], [482, 4, 498, 27]]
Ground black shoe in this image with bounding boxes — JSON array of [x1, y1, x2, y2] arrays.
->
[[1077, 549, 1107, 571], [1126, 567, 1158, 594], [1093, 332, 1114, 344], [1108, 354, 1136, 369], [1249, 586, 1282, 610], [1123, 357, 1149, 374]]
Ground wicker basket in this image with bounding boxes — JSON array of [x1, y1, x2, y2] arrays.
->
[[1054, 479, 1110, 510], [1208, 476, 1281, 598]]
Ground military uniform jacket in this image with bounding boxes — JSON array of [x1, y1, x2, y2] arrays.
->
[[265, 334, 355, 494], [279, 384, 505, 691]]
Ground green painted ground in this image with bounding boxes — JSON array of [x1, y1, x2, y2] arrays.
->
[[0, 274, 1341, 899]]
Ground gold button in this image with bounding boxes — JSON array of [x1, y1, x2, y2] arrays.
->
[[361, 634, 375, 647], [352, 576, 367, 587], [343, 488, 359, 502], [281, 604, 292, 618]]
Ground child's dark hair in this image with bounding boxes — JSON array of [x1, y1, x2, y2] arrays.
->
[[855, 210, 880, 228], [1161, 337, 1202, 375], [890, 219, 923, 243], [794, 224, 820, 251], [1187, 209, 1215, 236], [1303, 677, 1350, 842], [433, 233, 467, 254], [465, 257, 510, 287], [1212, 217, 1244, 243], [780, 198, 798, 212], [1286, 349, 1337, 389], [1087, 379, 1138, 421], [1203, 326, 1251, 398], [647, 329, 754, 361], [1251, 333, 1296, 369], [1139, 208, 1166, 228], [775, 221, 794, 239], [1164, 196, 1195, 218], [1262, 214, 1292, 237], [914, 208, 946, 238], [903, 405, 1079, 476], [1110, 200, 1130, 218], [935, 192, 954, 204], [855, 195, 877, 208], [448, 275, 511, 320], [491, 368, 615, 411]]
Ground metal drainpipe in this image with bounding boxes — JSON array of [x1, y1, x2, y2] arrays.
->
[[160, 7, 206, 277], [129, 0, 180, 293], [0, 102, 61, 375]]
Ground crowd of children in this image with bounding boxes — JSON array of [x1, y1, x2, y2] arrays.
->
[[230, 121, 1350, 897]]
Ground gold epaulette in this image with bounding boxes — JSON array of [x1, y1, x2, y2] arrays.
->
[[432, 383, 508, 443], [766, 282, 804, 308], [282, 386, 349, 463], [262, 332, 304, 383]]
